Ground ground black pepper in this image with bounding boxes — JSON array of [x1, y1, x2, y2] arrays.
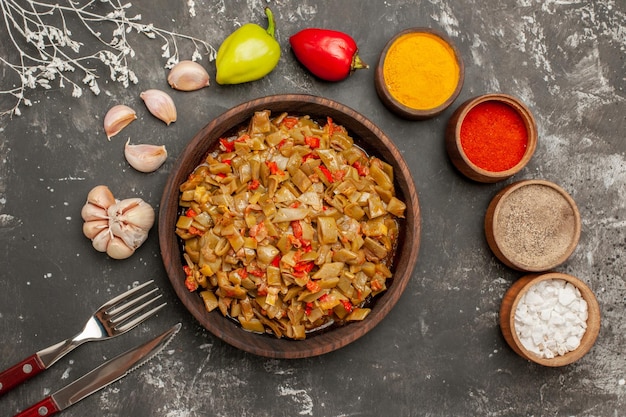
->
[[494, 184, 578, 270]]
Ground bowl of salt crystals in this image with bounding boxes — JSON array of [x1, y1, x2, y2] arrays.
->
[[499, 272, 600, 367]]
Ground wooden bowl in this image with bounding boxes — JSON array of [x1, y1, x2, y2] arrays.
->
[[499, 272, 601, 367], [445, 93, 537, 183], [374, 28, 464, 120], [485, 179, 581, 272], [159, 94, 421, 358]]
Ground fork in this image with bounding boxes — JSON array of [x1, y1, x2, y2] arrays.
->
[[0, 280, 166, 396]]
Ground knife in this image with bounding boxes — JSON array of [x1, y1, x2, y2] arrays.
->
[[13, 323, 181, 417]]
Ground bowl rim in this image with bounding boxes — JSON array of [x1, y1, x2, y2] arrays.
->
[[499, 272, 601, 367], [446, 93, 538, 182], [485, 179, 581, 272], [374, 27, 465, 120], [158, 93, 421, 358]]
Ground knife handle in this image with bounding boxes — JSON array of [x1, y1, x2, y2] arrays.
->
[[0, 354, 45, 396], [14, 396, 60, 417]]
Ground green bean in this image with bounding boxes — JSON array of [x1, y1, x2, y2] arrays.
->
[[175, 111, 406, 339]]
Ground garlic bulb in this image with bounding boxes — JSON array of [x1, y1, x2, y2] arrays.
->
[[81, 185, 155, 260], [125, 139, 168, 173], [140, 89, 177, 125], [104, 105, 137, 140], [167, 60, 210, 91]]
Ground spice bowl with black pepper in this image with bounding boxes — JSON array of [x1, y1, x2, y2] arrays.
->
[[484, 179, 581, 272], [445, 93, 537, 182], [499, 272, 601, 367], [374, 28, 464, 120]]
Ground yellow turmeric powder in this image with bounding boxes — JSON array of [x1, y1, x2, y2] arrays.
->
[[383, 32, 460, 111]]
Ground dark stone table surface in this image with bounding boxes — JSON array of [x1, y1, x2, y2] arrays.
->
[[1, 1, 624, 416]]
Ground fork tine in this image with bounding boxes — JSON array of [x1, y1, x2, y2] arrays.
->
[[99, 280, 155, 311], [110, 293, 164, 325], [114, 301, 167, 333], [106, 288, 159, 317]]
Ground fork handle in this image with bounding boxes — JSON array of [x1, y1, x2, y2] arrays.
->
[[13, 396, 61, 417], [0, 354, 45, 396]]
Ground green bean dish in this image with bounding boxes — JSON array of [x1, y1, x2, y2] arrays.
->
[[175, 110, 406, 339]]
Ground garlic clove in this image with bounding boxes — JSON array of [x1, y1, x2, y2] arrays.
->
[[124, 139, 168, 173], [86, 185, 116, 209], [106, 236, 135, 260], [167, 60, 210, 91], [83, 219, 109, 239], [140, 89, 177, 125], [81, 202, 110, 222], [104, 105, 137, 140], [107, 197, 155, 249], [91, 228, 112, 253], [109, 197, 156, 231], [110, 221, 149, 250]]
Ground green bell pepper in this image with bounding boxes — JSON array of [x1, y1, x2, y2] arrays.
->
[[216, 8, 281, 85]]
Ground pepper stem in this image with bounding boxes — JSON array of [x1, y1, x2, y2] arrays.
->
[[265, 7, 276, 38], [351, 52, 369, 71]]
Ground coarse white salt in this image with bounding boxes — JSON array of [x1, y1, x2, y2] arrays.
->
[[558, 285, 577, 306], [514, 279, 588, 359]]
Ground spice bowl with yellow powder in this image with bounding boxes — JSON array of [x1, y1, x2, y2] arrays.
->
[[375, 28, 464, 120], [445, 93, 538, 183]]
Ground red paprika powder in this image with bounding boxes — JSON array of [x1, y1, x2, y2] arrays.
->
[[460, 101, 528, 172]]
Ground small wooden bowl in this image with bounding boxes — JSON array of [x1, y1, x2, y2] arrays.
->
[[159, 94, 421, 358], [445, 93, 538, 183], [485, 179, 581, 272], [374, 28, 464, 120], [499, 272, 601, 367]]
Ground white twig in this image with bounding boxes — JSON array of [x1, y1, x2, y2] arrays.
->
[[0, 0, 216, 118]]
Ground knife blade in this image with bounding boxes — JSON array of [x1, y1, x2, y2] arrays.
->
[[13, 323, 181, 417]]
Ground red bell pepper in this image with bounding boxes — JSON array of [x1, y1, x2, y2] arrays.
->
[[281, 116, 299, 129], [302, 152, 320, 162], [289, 28, 368, 82], [305, 279, 321, 293], [352, 160, 369, 176], [185, 275, 198, 292], [318, 165, 334, 183], [188, 226, 204, 236], [294, 261, 314, 274], [219, 138, 235, 152], [266, 160, 283, 175], [291, 220, 303, 239], [304, 136, 320, 149], [247, 178, 260, 190], [305, 302, 314, 316]]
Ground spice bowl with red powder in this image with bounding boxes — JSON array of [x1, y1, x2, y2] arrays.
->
[[445, 93, 537, 183]]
